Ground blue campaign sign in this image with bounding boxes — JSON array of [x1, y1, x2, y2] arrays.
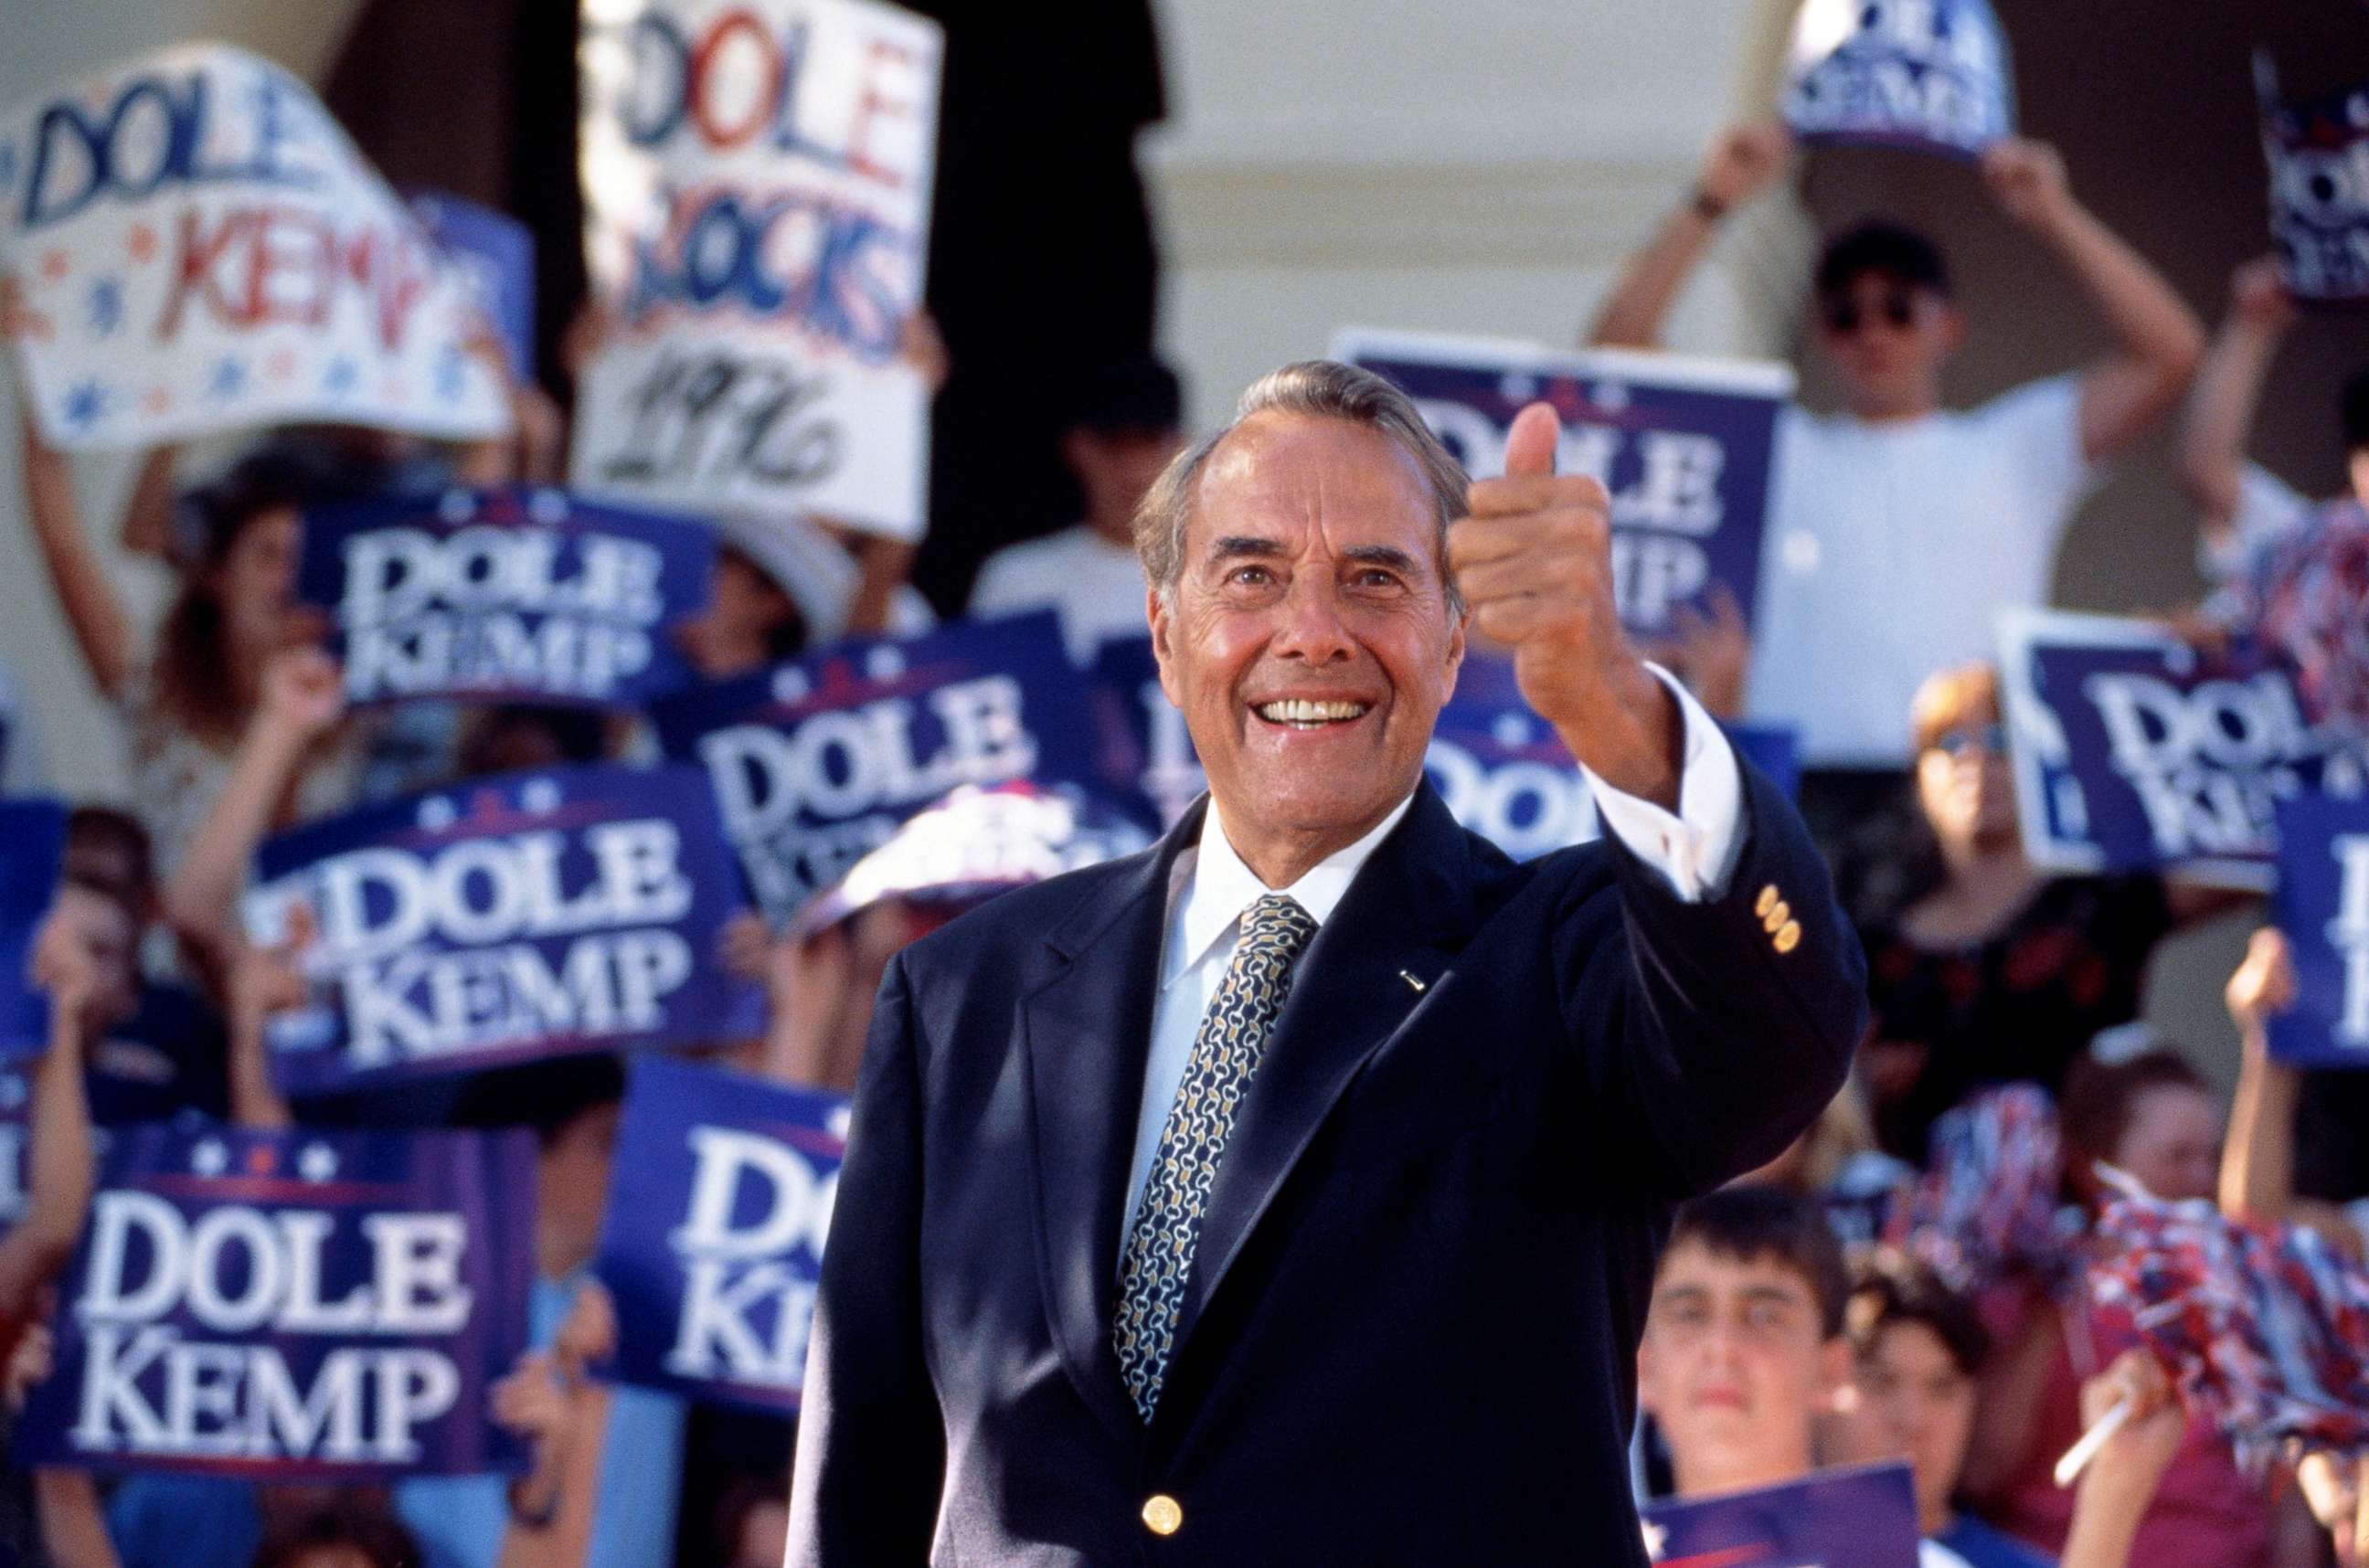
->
[[16, 1121, 536, 1478], [594, 1055, 845, 1413], [1781, 0, 2014, 160], [1088, 634, 1204, 832], [1336, 331, 1793, 642], [244, 763, 760, 1097], [1427, 654, 1599, 863], [1996, 609, 2368, 890], [1731, 723, 1802, 803], [296, 487, 714, 711], [652, 610, 1097, 922], [2257, 59, 2369, 303], [408, 192, 537, 381], [2271, 795, 2369, 1068], [0, 800, 68, 1063], [1641, 1460, 1921, 1568]]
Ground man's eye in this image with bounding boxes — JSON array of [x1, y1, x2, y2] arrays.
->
[[1354, 569, 1401, 588], [1227, 566, 1273, 587]]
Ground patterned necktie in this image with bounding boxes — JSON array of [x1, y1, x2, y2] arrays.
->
[[1115, 891, 1320, 1420]]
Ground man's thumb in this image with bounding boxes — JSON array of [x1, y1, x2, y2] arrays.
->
[[1503, 402, 1560, 479]]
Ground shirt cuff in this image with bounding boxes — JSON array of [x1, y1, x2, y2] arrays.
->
[[1581, 666, 1745, 903]]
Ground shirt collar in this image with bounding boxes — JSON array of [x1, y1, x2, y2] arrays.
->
[[1163, 791, 1418, 989]]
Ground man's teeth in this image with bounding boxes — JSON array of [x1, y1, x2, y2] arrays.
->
[[1256, 699, 1371, 725]]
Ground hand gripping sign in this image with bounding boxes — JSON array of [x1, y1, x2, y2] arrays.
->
[[1335, 330, 1792, 644], [1995, 609, 2369, 890], [652, 609, 1095, 924], [1781, 0, 2015, 161], [243, 764, 760, 1097], [295, 486, 715, 711], [594, 1055, 845, 1412], [572, 0, 943, 540], [0, 43, 509, 450], [15, 1122, 536, 1478]]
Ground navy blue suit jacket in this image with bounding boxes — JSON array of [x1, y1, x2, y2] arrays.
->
[[790, 767, 1864, 1565]]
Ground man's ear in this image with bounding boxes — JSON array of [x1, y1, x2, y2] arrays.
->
[[1146, 586, 1184, 710], [1937, 303, 1969, 359], [1442, 603, 1469, 703]]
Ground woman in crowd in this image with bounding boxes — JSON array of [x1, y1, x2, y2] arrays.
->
[[14, 419, 361, 902], [1854, 663, 2233, 1160]]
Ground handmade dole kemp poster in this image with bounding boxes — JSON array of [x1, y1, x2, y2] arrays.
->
[[594, 1055, 845, 1412], [1640, 1460, 1920, 1568], [295, 486, 715, 710], [16, 1122, 536, 1478], [1781, 0, 2014, 160], [653, 609, 1092, 923], [573, 0, 944, 539], [1335, 331, 1792, 645], [0, 44, 509, 450], [2270, 795, 2369, 1068], [1995, 609, 2368, 890], [243, 764, 759, 1097], [2257, 58, 2369, 303], [0, 800, 68, 1063]]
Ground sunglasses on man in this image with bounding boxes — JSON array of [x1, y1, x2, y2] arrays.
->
[[1820, 289, 1923, 335], [1928, 722, 2009, 758]]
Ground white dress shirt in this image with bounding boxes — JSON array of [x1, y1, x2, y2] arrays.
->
[[1121, 672, 1746, 1237]]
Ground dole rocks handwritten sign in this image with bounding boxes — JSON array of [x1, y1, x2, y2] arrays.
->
[[296, 487, 713, 710], [1336, 330, 1791, 641], [594, 1055, 845, 1411], [16, 1122, 535, 1478], [1996, 609, 2368, 889], [244, 764, 759, 1096], [573, 0, 943, 539], [0, 44, 509, 450], [2271, 795, 2369, 1068], [1782, 0, 2014, 160], [653, 610, 1092, 922]]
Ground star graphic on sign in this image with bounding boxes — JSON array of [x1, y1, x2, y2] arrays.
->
[[1590, 379, 1631, 413], [207, 356, 249, 399], [323, 355, 360, 397], [61, 380, 109, 430], [191, 1138, 229, 1177], [417, 796, 460, 832], [297, 1143, 339, 1181], [771, 666, 813, 704], [1497, 372, 1539, 404], [39, 249, 69, 282], [1492, 713, 1534, 748], [266, 347, 299, 384], [141, 387, 173, 417], [125, 223, 157, 263], [1641, 1519, 1666, 1561], [85, 275, 124, 336], [865, 647, 908, 682], [519, 779, 563, 815]]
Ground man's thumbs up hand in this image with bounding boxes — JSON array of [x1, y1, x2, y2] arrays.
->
[[1447, 402, 1681, 808]]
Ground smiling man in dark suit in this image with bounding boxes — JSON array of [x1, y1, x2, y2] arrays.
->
[[787, 361, 1865, 1565]]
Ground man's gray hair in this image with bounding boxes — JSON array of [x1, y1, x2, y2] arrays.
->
[[1132, 360, 1469, 614]]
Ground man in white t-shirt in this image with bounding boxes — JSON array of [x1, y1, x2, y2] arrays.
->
[[967, 357, 1185, 662], [1588, 124, 2204, 787]]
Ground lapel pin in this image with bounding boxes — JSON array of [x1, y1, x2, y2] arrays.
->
[[1399, 970, 1428, 993]]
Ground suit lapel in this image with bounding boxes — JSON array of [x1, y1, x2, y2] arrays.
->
[[1019, 800, 1205, 1444], [1172, 783, 1477, 1351]]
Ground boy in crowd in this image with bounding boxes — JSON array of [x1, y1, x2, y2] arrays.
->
[[1639, 1187, 2184, 1568], [1587, 124, 2202, 822], [967, 356, 1186, 662]]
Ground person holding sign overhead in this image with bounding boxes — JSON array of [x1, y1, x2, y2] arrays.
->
[[1587, 124, 2204, 817], [790, 362, 1864, 1563]]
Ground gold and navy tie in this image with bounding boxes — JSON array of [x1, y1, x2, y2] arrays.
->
[[1114, 891, 1320, 1420]]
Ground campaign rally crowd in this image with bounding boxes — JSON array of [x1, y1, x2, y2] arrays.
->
[[0, 0, 2365, 1565]]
